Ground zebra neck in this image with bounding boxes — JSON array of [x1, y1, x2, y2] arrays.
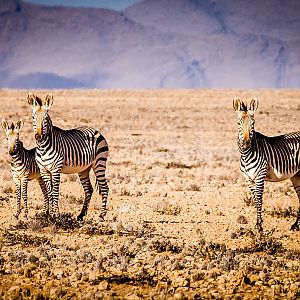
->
[[238, 132, 258, 157], [37, 116, 54, 147], [10, 147, 26, 166]]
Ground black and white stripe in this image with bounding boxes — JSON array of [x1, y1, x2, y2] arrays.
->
[[233, 98, 300, 231], [1, 119, 49, 219], [27, 93, 109, 221]]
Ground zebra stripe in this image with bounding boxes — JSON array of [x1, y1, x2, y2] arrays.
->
[[27, 93, 109, 221], [233, 98, 300, 231], [1, 119, 49, 219]]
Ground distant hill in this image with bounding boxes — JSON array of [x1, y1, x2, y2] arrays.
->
[[0, 0, 299, 88]]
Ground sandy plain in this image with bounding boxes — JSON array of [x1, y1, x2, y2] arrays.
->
[[0, 89, 300, 299]]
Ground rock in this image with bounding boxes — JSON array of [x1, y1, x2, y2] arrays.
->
[[50, 287, 67, 298], [172, 277, 190, 287], [268, 279, 276, 285], [7, 286, 21, 299], [173, 292, 184, 299], [249, 274, 259, 284], [24, 263, 36, 277], [98, 280, 109, 291], [290, 282, 299, 293], [125, 292, 141, 300], [271, 285, 281, 296], [286, 262, 294, 268], [53, 269, 64, 279], [82, 291, 96, 299], [28, 254, 39, 264], [156, 282, 168, 292]]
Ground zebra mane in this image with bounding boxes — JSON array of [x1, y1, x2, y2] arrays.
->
[[10, 123, 15, 130], [240, 102, 247, 111], [35, 96, 43, 106]]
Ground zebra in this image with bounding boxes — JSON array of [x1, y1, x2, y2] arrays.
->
[[27, 92, 109, 221], [1, 119, 49, 219], [233, 97, 300, 231]]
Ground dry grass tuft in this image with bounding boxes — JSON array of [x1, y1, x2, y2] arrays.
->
[[237, 215, 248, 224], [154, 199, 181, 216], [166, 162, 192, 169], [2, 230, 50, 247], [242, 192, 256, 207], [268, 206, 297, 218]]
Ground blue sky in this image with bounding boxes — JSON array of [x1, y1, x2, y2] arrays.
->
[[23, 0, 141, 11]]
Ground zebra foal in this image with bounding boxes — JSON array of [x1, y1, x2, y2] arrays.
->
[[27, 93, 109, 221], [233, 98, 300, 231], [1, 119, 49, 219]]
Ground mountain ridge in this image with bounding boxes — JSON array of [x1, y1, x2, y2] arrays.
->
[[0, 0, 299, 88]]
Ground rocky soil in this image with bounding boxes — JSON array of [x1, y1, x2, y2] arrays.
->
[[0, 89, 300, 299]]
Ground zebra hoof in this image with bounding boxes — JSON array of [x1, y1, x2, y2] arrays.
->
[[49, 214, 60, 223], [255, 223, 263, 232], [290, 223, 300, 231], [77, 214, 85, 222]]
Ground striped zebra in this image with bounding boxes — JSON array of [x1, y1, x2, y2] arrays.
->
[[1, 119, 49, 219], [233, 98, 300, 231], [27, 93, 109, 221]]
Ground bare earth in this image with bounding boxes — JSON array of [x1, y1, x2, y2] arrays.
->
[[0, 89, 300, 299]]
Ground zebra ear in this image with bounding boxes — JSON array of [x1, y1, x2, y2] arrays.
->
[[16, 119, 24, 132], [44, 93, 53, 110], [27, 93, 38, 108], [1, 119, 8, 132], [233, 98, 242, 112], [249, 97, 258, 114]]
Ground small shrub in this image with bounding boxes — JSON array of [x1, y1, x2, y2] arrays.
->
[[3, 231, 50, 247], [149, 237, 183, 253], [154, 199, 181, 216], [240, 234, 283, 255], [3, 184, 13, 194], [188, 184, 201, 191], [52, 213, 81, 230], [230, 227, 255, 239], [268, 206, 297, 218], [242, 192, 255, 207], [166, 162, 192, 169], [120, 189, 132, 196], [65, 194, 84, 204], [28, 212, 50, 231], [237, 215, 248, 224], [157, 147, 169, 152]]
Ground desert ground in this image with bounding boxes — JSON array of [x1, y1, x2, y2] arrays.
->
[[0, 89, 300, 299]]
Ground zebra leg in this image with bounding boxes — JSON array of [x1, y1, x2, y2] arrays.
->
[[14, 178, 22, 219], [290, 172, 300, 231], [254, 175, 266, 232], [37, 177, 50, 216], [96, 179, 109, 221], [246, 177, 264, 231], [21, 177, 29, 219], [77, 170, 93, 221], [40, 170, 53, 217], [51, 170, 61, 219], [93, 157, 109, 221]]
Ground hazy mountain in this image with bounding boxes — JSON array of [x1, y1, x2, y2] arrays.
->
[[0, 0, 299, 88]]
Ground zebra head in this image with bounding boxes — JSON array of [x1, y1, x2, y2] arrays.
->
[[233, 97, 258, 150], [1, 119, 24, 155], [27, 93, 53, 143]]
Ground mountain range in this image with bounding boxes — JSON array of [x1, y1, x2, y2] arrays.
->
[[0, 0, 299, 88]]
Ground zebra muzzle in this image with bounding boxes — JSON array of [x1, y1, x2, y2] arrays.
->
[[35, 133, 42, 142], [243, 139, 250, 148]]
